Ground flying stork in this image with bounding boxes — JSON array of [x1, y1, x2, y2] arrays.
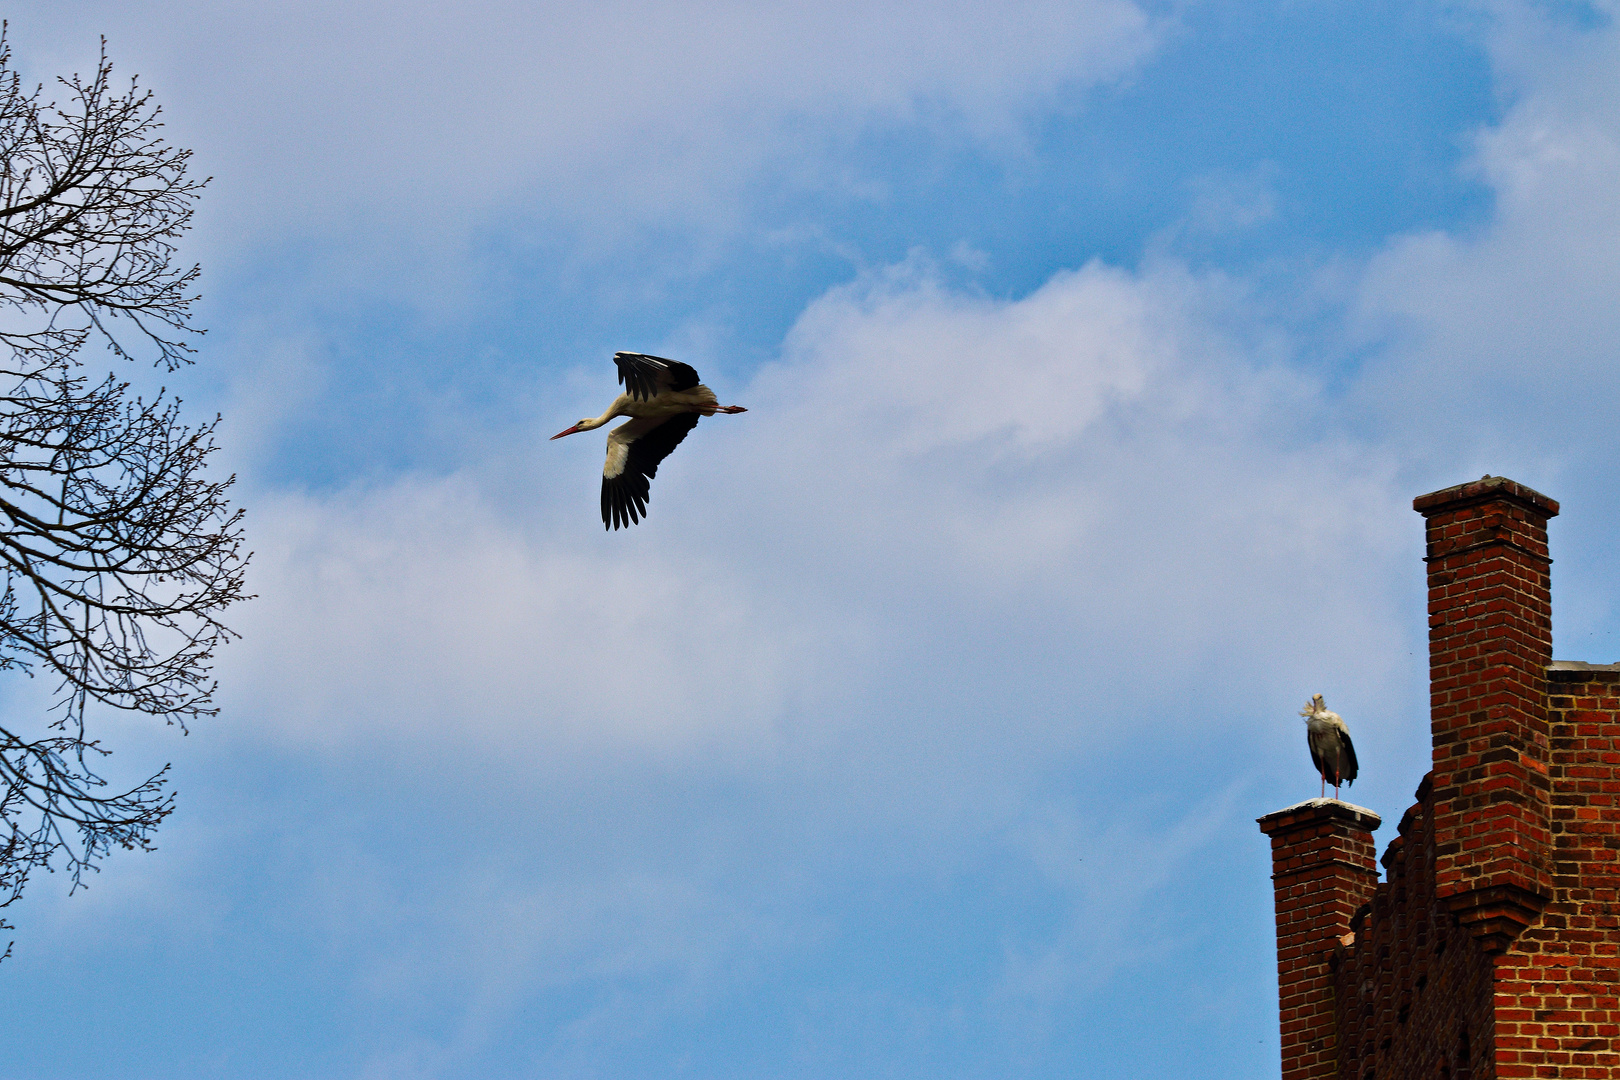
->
[[551, 352, 747, 529], [1300, 694, 1358, 799]]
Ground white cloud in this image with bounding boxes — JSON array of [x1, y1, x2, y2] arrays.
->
[[6, 0, 1161, 255], [193, 245, 1423, 1076], [1351, 0, 1620, 465], [222, 249, 1417, 779], [225, 475, 847, 758]]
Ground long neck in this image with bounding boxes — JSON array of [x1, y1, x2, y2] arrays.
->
[[584, 397, 628, 430]]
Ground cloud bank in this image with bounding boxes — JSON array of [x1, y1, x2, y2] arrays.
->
[[8, 2, 1620, 1078], [8, 0, 1162, 250]]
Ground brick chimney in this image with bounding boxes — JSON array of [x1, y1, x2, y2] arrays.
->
[[1257, 800, 1381, 1080], [1413, 475, 1558, 951]]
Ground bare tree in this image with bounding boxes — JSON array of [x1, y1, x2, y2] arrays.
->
[[0, 30, 247, 952]]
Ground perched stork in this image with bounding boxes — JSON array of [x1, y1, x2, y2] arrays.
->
[[1300, 694, 1358, 799], [551, 352, 747, 529]]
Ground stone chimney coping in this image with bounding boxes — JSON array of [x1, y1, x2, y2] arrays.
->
[[1549, 660, 1620, 682], [1412, 474, 1560, 517], [1257, 797, 1382, 834]]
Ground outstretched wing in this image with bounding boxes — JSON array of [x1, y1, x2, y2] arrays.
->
[[601, 413, 701, 529], [613, 352, 701, 401]]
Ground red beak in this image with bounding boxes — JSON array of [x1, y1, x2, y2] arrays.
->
[[550, 424, 583, 440]]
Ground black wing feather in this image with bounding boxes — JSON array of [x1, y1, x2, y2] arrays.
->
[[601, 413, 701, 529], [1307, 728, 1359, 787], [614, 352, 702, 401], [1339, 729, 1358, 786]]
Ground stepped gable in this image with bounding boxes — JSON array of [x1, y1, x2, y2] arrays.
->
[[1259, 478, 1620, 1080]]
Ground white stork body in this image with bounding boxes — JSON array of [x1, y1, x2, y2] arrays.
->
[[1300, 694, 1359, 799], [551, 352, 746, 529]]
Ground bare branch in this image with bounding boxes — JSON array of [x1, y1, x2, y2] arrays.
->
[[0, 26, 245, 938]]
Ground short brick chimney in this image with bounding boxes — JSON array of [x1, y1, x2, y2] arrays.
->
[[1413, 475, 1557, 950], [1257, 799, 1381, 1080]]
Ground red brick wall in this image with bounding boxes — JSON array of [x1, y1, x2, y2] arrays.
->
[[1331, 778, 1497, 1080], [1325, 666, 1620, 1079], [1500, 664, 1620, 1077], [1261, 477, 1620, 1078], [1259, 800, 1383, 1080], [1414, 476, 1558, 946]]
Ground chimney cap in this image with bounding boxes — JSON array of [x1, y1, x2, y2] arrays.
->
[[1412, 474, 1559, 518], [1257, 797, 1381, 835]]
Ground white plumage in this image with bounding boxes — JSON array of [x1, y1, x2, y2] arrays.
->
[[1300, 693, 1359, 799]]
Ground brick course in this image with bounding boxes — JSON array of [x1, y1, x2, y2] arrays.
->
[[1416, 476, 1556, 947], [1259, 799, 1383, 1080], [1261, 478, 1620, 1079], [1329, 777, 1498, 1079]]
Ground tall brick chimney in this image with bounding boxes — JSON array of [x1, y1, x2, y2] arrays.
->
[[1256, 800, 1381, 1080], [1413, 475, 1558, 951]]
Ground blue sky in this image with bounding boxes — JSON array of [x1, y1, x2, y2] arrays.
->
[[2, 1, 1619, 1077]]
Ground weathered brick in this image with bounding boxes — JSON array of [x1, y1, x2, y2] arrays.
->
[[1262, 478, 1620, 1079]]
